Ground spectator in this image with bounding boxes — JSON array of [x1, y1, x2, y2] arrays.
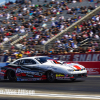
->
[[16, 51, 23, 59]]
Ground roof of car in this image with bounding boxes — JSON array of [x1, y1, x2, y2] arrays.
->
[[19, 56, 49, 60]]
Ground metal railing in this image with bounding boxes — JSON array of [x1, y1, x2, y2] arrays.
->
[[10, 33, 28, 45], [1, 34, 18, 45]]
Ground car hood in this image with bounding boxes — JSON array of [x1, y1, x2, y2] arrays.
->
[[42, 59, 85, 70]]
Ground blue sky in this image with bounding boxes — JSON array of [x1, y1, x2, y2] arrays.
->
[[0, 0, 16, 5]]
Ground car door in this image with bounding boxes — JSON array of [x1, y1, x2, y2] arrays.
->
[[19, 59, 42, 78]]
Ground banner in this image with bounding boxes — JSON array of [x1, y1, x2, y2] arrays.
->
[[0, 52, 100, 62], [42, 52, 100, 61]]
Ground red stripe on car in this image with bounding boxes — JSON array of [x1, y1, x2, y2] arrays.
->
[[73, 65, 81, 70]]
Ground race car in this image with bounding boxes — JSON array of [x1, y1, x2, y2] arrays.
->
[[0, 56, 87, 82]]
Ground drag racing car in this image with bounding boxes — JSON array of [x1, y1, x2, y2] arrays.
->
[[0, 56, 87, 82]]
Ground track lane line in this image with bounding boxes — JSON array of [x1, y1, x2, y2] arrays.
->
[[0, 88, 100, 99]]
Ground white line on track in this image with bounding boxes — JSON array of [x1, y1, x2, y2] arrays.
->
[[29, 93, 100, 99], [0, 88, 100, 99]]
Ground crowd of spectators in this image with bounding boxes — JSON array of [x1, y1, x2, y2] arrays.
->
[[0, 0, 98, 44], [13, 0, 99, 48], [52, 12, 100, 53], [0, 0, 100, 62]]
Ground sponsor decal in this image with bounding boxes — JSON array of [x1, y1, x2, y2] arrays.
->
[[56, 74, 72, 79], [16, 68, 21, 73], [16, 68, 37, 75], [27, 78, 41, 81], [16, 68, 43, 77], [17, 78, 21, 81], [86, 68, 100, 74], [56, 74, 65, 77], [26, 74, 33, 77], [17, 78, 41, 81], [56, 74, 70, 79], [56, 77, 70, 79], [42, 53, 100, 61], [53, 60, 61, 64], [21, 79, 28, 81], [34, 72, 43, 76]]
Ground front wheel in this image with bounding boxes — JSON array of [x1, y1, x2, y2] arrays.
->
[[7, 70, 17, 82], [46, 71, 56, 82]]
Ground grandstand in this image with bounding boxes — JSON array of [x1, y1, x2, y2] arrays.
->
[[0, 0, 100, 56]]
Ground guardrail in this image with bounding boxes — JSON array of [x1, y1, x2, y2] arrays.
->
[[80, 38, 90, 44], [1, 34, 18, 45], [10, 33, 28, 45], [43, 6, 100, 51], [80, 41, 89, 46], [79, 38, 90, 46]]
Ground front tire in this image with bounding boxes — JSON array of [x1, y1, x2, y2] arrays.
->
[[46, 71, 56, 82], [7, 70, 17, 82]]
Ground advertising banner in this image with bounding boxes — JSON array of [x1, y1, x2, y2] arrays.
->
[[44, 52, 100, 61]]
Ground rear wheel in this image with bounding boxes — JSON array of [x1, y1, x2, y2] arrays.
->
[[46, 71, 56, 82], [7, 70, 17, 82]]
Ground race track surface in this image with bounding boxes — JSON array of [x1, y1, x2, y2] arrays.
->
[[0, 76, 100, 100]]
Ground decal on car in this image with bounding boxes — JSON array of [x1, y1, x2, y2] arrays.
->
[[73, 65, 81, 70], [56, 74, 65, 77]]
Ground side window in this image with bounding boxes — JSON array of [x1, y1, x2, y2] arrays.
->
[[30, 60, 36, 64], [23, 59, 36, 65], [20, 59, 24, 65], [14, 60, 20, 65], [23, 59, 29, 65]]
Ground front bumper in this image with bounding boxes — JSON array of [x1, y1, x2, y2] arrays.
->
[[56, 73, 87, 80], [69, 73, 87, 79]]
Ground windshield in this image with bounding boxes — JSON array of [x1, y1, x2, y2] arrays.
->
[[35, 57, 52, 64]]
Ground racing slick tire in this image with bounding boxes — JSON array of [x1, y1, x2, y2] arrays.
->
[[46, 71, 56, 82], [7, 70, 17, 82]]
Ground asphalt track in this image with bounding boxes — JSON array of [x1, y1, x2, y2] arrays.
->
[[0, 76, 100, 100]]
